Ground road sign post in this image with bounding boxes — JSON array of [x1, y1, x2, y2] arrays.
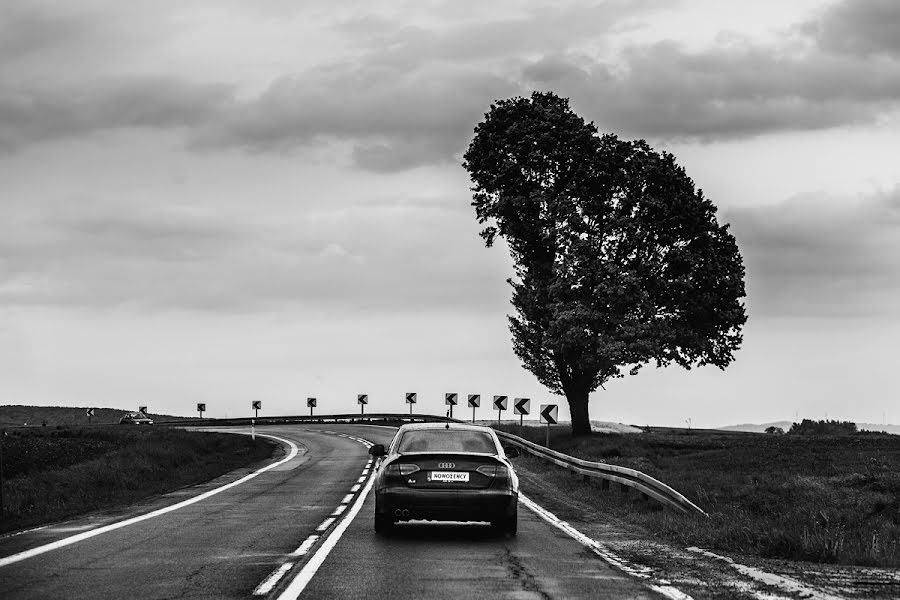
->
[[540, 404, 558, 448], [307, 397, 317, 417], [358, 394, 368, 415], [405, 393, 417, 414], [514, 398, 531, 437], [252, 400, 261, 419], [445, 393, 458, 419], [86, 407, 95, 425], [493, 396, 508, 426], [197, 403, 206, 419], [467, 395, 480, 423]]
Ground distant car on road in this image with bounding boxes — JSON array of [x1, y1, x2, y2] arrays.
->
[[369, 422, 520, 535], [119, 413, 153, 425]]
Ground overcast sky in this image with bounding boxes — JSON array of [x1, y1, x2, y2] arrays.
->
[[2, 0, 898, 427]]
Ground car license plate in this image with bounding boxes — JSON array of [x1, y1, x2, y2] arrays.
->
[[428, 471, 469, 483]]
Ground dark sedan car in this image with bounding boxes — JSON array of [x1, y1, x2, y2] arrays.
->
[[369, 423, 520, 535], [119, 412, 153, 425]]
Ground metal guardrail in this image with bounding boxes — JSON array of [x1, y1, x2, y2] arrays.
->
[[493, 430, 708, 517], [163, 412, 705, 516], [159, 412, 456, 427]]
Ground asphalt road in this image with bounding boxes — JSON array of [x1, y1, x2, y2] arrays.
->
[[0, 424, 666, 599]]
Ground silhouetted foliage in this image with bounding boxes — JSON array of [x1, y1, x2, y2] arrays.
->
[[463, 92, 747, 435], [765, 426, 785, 435], [788, 419, 858, 435]]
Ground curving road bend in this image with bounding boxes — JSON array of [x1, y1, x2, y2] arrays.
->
[[0, 424, 674, 599]]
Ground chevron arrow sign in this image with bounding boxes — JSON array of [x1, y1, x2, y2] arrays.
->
[[539, 404, 558, 425], [406, 393, 417, 404], [514, 398, 530, 415], [493, 395, 508, 410], [467, 394, 480, 407], [307, 397, 317, 408], [445, 393, 458, 405], [252, 400, 262, 410], [358, 394, 368, 405]]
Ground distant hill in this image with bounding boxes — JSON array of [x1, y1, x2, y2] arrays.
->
[[718, 420, 900, 435], [0, 405, 189, 428]]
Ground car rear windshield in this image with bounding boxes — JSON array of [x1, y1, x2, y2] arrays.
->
[[397, 430, 497, 454]]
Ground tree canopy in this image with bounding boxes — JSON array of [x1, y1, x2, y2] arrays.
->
[[463, 92, 747, 436]]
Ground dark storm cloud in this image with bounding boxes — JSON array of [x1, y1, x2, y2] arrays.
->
[[805, 0, 900, 57], [192, 65, 518, 171], [0, 78, 233, 152], [188, 1, 665, 170], [522, 43, 900, 140], [727, 190, 900, 317], [0, 4, 95, 60], [198, 0, 900, 167]]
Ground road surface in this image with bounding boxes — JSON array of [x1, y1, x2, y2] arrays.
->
[[0, 424, 669, 599]]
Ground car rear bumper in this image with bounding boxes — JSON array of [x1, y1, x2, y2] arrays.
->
[[376, 487, 517, 522]]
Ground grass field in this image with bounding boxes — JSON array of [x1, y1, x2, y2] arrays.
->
[[499, 424, 900, 567], [0, 425, 274, 534]]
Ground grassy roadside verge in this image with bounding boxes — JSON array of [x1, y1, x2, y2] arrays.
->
[[499, 424, 900, 568], [0, 426, 274, 534]]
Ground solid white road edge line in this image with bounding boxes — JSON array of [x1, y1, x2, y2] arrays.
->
[[686, 547, 845, 600], [519, 493, 693, 600], [0, 433, 299, 568], [275, 464, 377, 600], [253, 562, 295, 596]]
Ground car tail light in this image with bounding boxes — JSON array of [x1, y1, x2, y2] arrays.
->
[[387, 463, 420, 476], [476, 465, 499, 477]]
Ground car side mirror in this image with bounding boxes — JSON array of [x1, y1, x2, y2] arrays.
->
[[504, 446, 520, 458], [369, 444, 387, 457]]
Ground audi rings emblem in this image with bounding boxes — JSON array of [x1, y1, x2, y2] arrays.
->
[[438, 462, 455, 469]]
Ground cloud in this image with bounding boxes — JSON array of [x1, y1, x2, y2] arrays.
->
[[805, 0, 900, 58], [0, 4, 96, 60], [726, 189, 900, 317], [522, 39, 900, 141], [0, 77, 233, 152], [188, 1, 666, 170], [4, 0, 899, 166], [192, 65, 518, 171]]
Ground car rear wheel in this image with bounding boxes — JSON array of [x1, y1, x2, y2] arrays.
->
[[374, 514, 393, 535]]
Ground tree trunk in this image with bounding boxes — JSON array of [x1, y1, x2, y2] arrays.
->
[[565, 384, 592, 436]]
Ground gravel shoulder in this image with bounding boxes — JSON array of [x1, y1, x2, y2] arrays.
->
[[514, 455, 900, 600]]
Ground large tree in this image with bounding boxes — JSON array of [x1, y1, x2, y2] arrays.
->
[[463, 92, 747, 436]]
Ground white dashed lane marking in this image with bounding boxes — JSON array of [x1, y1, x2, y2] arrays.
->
[[253, 429, 377, 598], [253, 562, 295, 596], [290, 536, 319, 557], [316, 518, 336, 532]]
